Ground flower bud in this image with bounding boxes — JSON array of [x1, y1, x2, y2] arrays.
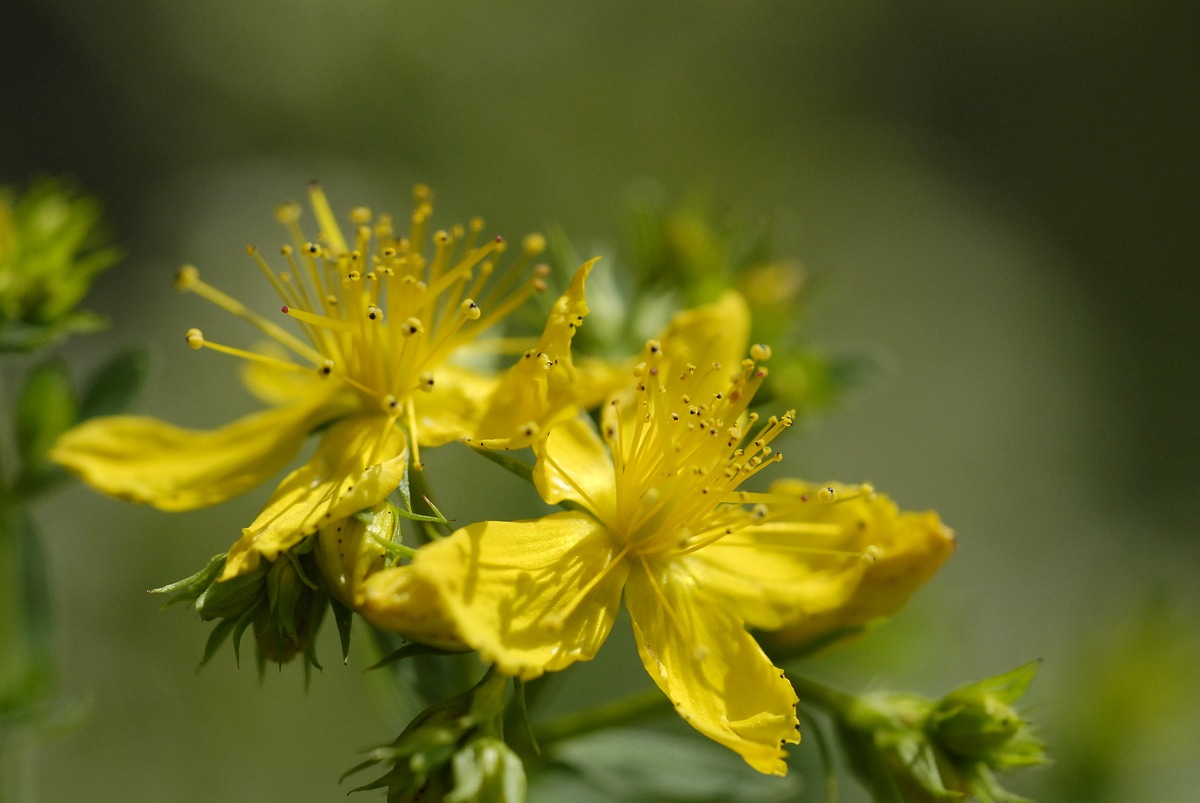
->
[[446, 738, 527, 803], [0, 179, 121, 352]]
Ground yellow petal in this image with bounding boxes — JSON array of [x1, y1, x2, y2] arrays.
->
[[223, 415, 407, 578], [413, 364, 496, 447], [411, 511, 625, 680], [657, 290, 751, 378], [357, 566, 470, 652], [469, 259, 608, 450], [625, 560, 799, 775], [532, 416, 617, 519], [48, 398, 343, 511], [239, 340, 331, 405], [765, 480, 956, 648]]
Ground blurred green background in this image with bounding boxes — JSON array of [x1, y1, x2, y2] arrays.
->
[[3, 1, 1198, 800]]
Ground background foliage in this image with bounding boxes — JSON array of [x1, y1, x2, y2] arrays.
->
[[3, 1, 1197, 800]]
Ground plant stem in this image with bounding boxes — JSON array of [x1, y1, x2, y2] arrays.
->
[[534, 686, 672, 748]]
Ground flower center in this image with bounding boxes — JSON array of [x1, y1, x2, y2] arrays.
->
[[174, 183, 548, 461], [602, 339, 792, 556]]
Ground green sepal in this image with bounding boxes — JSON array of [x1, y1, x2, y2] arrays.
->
[[199, 617, 239, 669], [149, 554, 226, 609], [469, 446, 534, 484], [331, 597, 354, 665], [368, 642, 461, 671], [230, 599, 265, 669], [78, 348, 150, 420], [195, 564, 267, 621]]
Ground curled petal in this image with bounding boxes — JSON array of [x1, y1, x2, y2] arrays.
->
[[625, 560, 799, 775], [223, 415, 407, 578], [411, 511, 625, 680], [765, 480, 956, 648], [357, 566, 470, 652], [469, 259, 619, 450], [49, 397, 344, 511]]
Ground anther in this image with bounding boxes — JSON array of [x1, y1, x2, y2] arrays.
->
[[418, 372, 435, 392], [382, 395, 400, 413], [350, 206, 371, 224], [519, 422, 540, 438], [319, 360, 334, 377], [750, 343, 772, 361], [305, 242, 320, 255], [367, 305, 383, 321], [862, 545, 881, 564], [185, 328, 204, 349], [460, 299, 482, 320], [523, 233, 546, 254], [752, 504, 769, 520], [174, 265, 199, 291], [275, 201, 301, 224], [647, 339, 662, 356], [402, 317, 425, 336], [818, 486, 837, 502]]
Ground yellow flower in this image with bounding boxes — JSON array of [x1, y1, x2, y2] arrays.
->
[[51, 185, 603, 578], [373, 292, 944, 775]]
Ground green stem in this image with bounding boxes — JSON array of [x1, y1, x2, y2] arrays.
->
[[789, 674, 855, 718], [534, 686, 672, 748]]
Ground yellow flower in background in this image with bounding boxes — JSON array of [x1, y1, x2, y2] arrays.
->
[[51, 184, 608, 578], [369, 292, 952, 776]]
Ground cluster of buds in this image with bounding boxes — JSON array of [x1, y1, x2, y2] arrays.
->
[[796, 662, 1047, 802]]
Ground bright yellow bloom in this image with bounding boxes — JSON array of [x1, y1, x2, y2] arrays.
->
[[51, 185, 606, 578], [369, 292, 951, 775]]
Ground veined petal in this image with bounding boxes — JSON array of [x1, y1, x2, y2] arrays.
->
[[357, 566, 470, 652], [765, 480, 956, 647], [49, 397, 344, 511], [532, 416, 617, 519], [625, 560, 799, 775], [685, 483, 892, 631], [411, 511, 625, 680], [223, 415, 407, 578]]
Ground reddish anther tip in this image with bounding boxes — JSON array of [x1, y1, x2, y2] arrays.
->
[[494, 235, 504, 243], [281, 305, 290, 314]]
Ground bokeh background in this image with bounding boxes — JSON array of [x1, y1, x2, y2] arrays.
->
[[3, 1, 1198, 800]]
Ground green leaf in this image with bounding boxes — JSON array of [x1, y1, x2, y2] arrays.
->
[[540, 729, 801, 803], [0, 508, 56, 713], [78, 348, 150, 419], [13, 357, 77, 493]]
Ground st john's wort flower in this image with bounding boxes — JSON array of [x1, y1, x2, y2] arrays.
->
[[363, 292, 953, 775]]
